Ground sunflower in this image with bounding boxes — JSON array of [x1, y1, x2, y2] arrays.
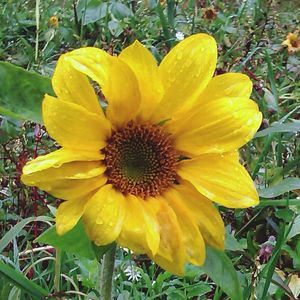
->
[[282, 32, 300, 53], [21, 34, 262, 275], [202, 7, 217, 20]]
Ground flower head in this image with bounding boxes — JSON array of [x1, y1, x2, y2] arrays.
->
[[202, 7, 217, 20], [282, 32, 300, 53], [21, 34, 262, 275], [48, 16, 58, 27], [123, 265, 142, 281], [258, 236, 276, 263]]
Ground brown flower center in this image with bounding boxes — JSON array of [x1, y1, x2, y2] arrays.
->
[[291, 40, 299, 48], [102, 121, 178, 198]]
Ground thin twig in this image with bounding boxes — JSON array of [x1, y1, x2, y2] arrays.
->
[[18, 246, 54, 257], [35, 0, 40, 62]]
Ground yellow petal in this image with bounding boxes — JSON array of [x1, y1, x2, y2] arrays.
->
[[169, 96, 262, 156], [119, 40, 163, 120], [22, 148, 103, 175], [52, 53, 103, 115], [22, 161, 104, 183], [22, 161, 106, 200], [117, 195, 160, 255], [83, 185, 126, 245], [64, 47, 141, 127], [152, 33, 217, 122], [198, 73, 253, 100], [178, 152, 259, 208], [164, 189, 206, 265], [56, 196, 89, 235], [43, 95, 111, 151], [149, 200, 185, 276], [169, 72, 253, 125], [170, 181, 225, 250], [41, 176, 105, 200]]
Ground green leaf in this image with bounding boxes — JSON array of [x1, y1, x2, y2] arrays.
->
[[110, 2, 133, 19], [153, 271, 173, 292], [0, 261, 49, 299], [258, 177, 300, 198], [0, 281, 13, 300], [74, 257, 100, 289], [186, 283, 212, 297], [77, 0, 108, 25], [202, 246, 243, 300], [184, 264, 206, 279], [287, 215, 300, 240], [117, 291, 130, 300], [263, 88, 278, 112], [166, 287, 185, 299], [255, 121, 300, 138], [0, 117, 20, 144], [92, 242, 115, 261], [271, 272, 295, 299], [265, 52, 279, 111], [37, 221, 96, 260], [0, 216, 53, 253], [284, 241, 300, 269], [108, 20, 124, 37], [225, 231, 245, 251], [275, 208, 294, 222], [0, 62, 53, 123]]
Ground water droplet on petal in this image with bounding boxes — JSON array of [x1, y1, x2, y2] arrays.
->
[[176, 52, 183, 60], [97, 217, 104, 225]]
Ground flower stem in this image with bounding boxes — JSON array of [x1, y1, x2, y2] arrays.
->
[[100, 244, 116, 300], [54, 248, 61, 293], [35, 0, 40, 62]]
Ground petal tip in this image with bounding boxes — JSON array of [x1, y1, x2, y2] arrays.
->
[[56, 224, 66, 236]]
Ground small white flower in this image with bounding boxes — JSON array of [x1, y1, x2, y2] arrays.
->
[[175, 32, 185, 41], [122, 247, 130, 253], [124, 265, 142, 282]]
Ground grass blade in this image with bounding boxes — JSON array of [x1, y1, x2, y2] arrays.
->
[[0, 216, 53, 253], [0, 261, 49, 299]]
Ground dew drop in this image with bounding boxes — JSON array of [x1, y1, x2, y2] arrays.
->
[[176, 52, 183, 60], [106, 197, 113, 204], [246, 119, 253, 126], [97, 218, 104, 225]]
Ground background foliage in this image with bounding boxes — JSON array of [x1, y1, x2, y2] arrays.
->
[[0, 0, 300, 299]]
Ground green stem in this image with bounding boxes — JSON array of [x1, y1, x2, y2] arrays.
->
[[35, 0, 40, 62], [156, 1, 172, 49], [100, 244, 116, 300], [258, 198, 299, 207], [54, 248, 61, 293]]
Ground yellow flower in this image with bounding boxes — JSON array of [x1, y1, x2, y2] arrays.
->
[[21, 34, 262, 275], [202, 7, 217, 20], [48, 16, 58, 27], [282, 33, 300, 53]]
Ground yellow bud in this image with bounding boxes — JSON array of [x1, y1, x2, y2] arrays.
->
[[48, 16, 58, 27]]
